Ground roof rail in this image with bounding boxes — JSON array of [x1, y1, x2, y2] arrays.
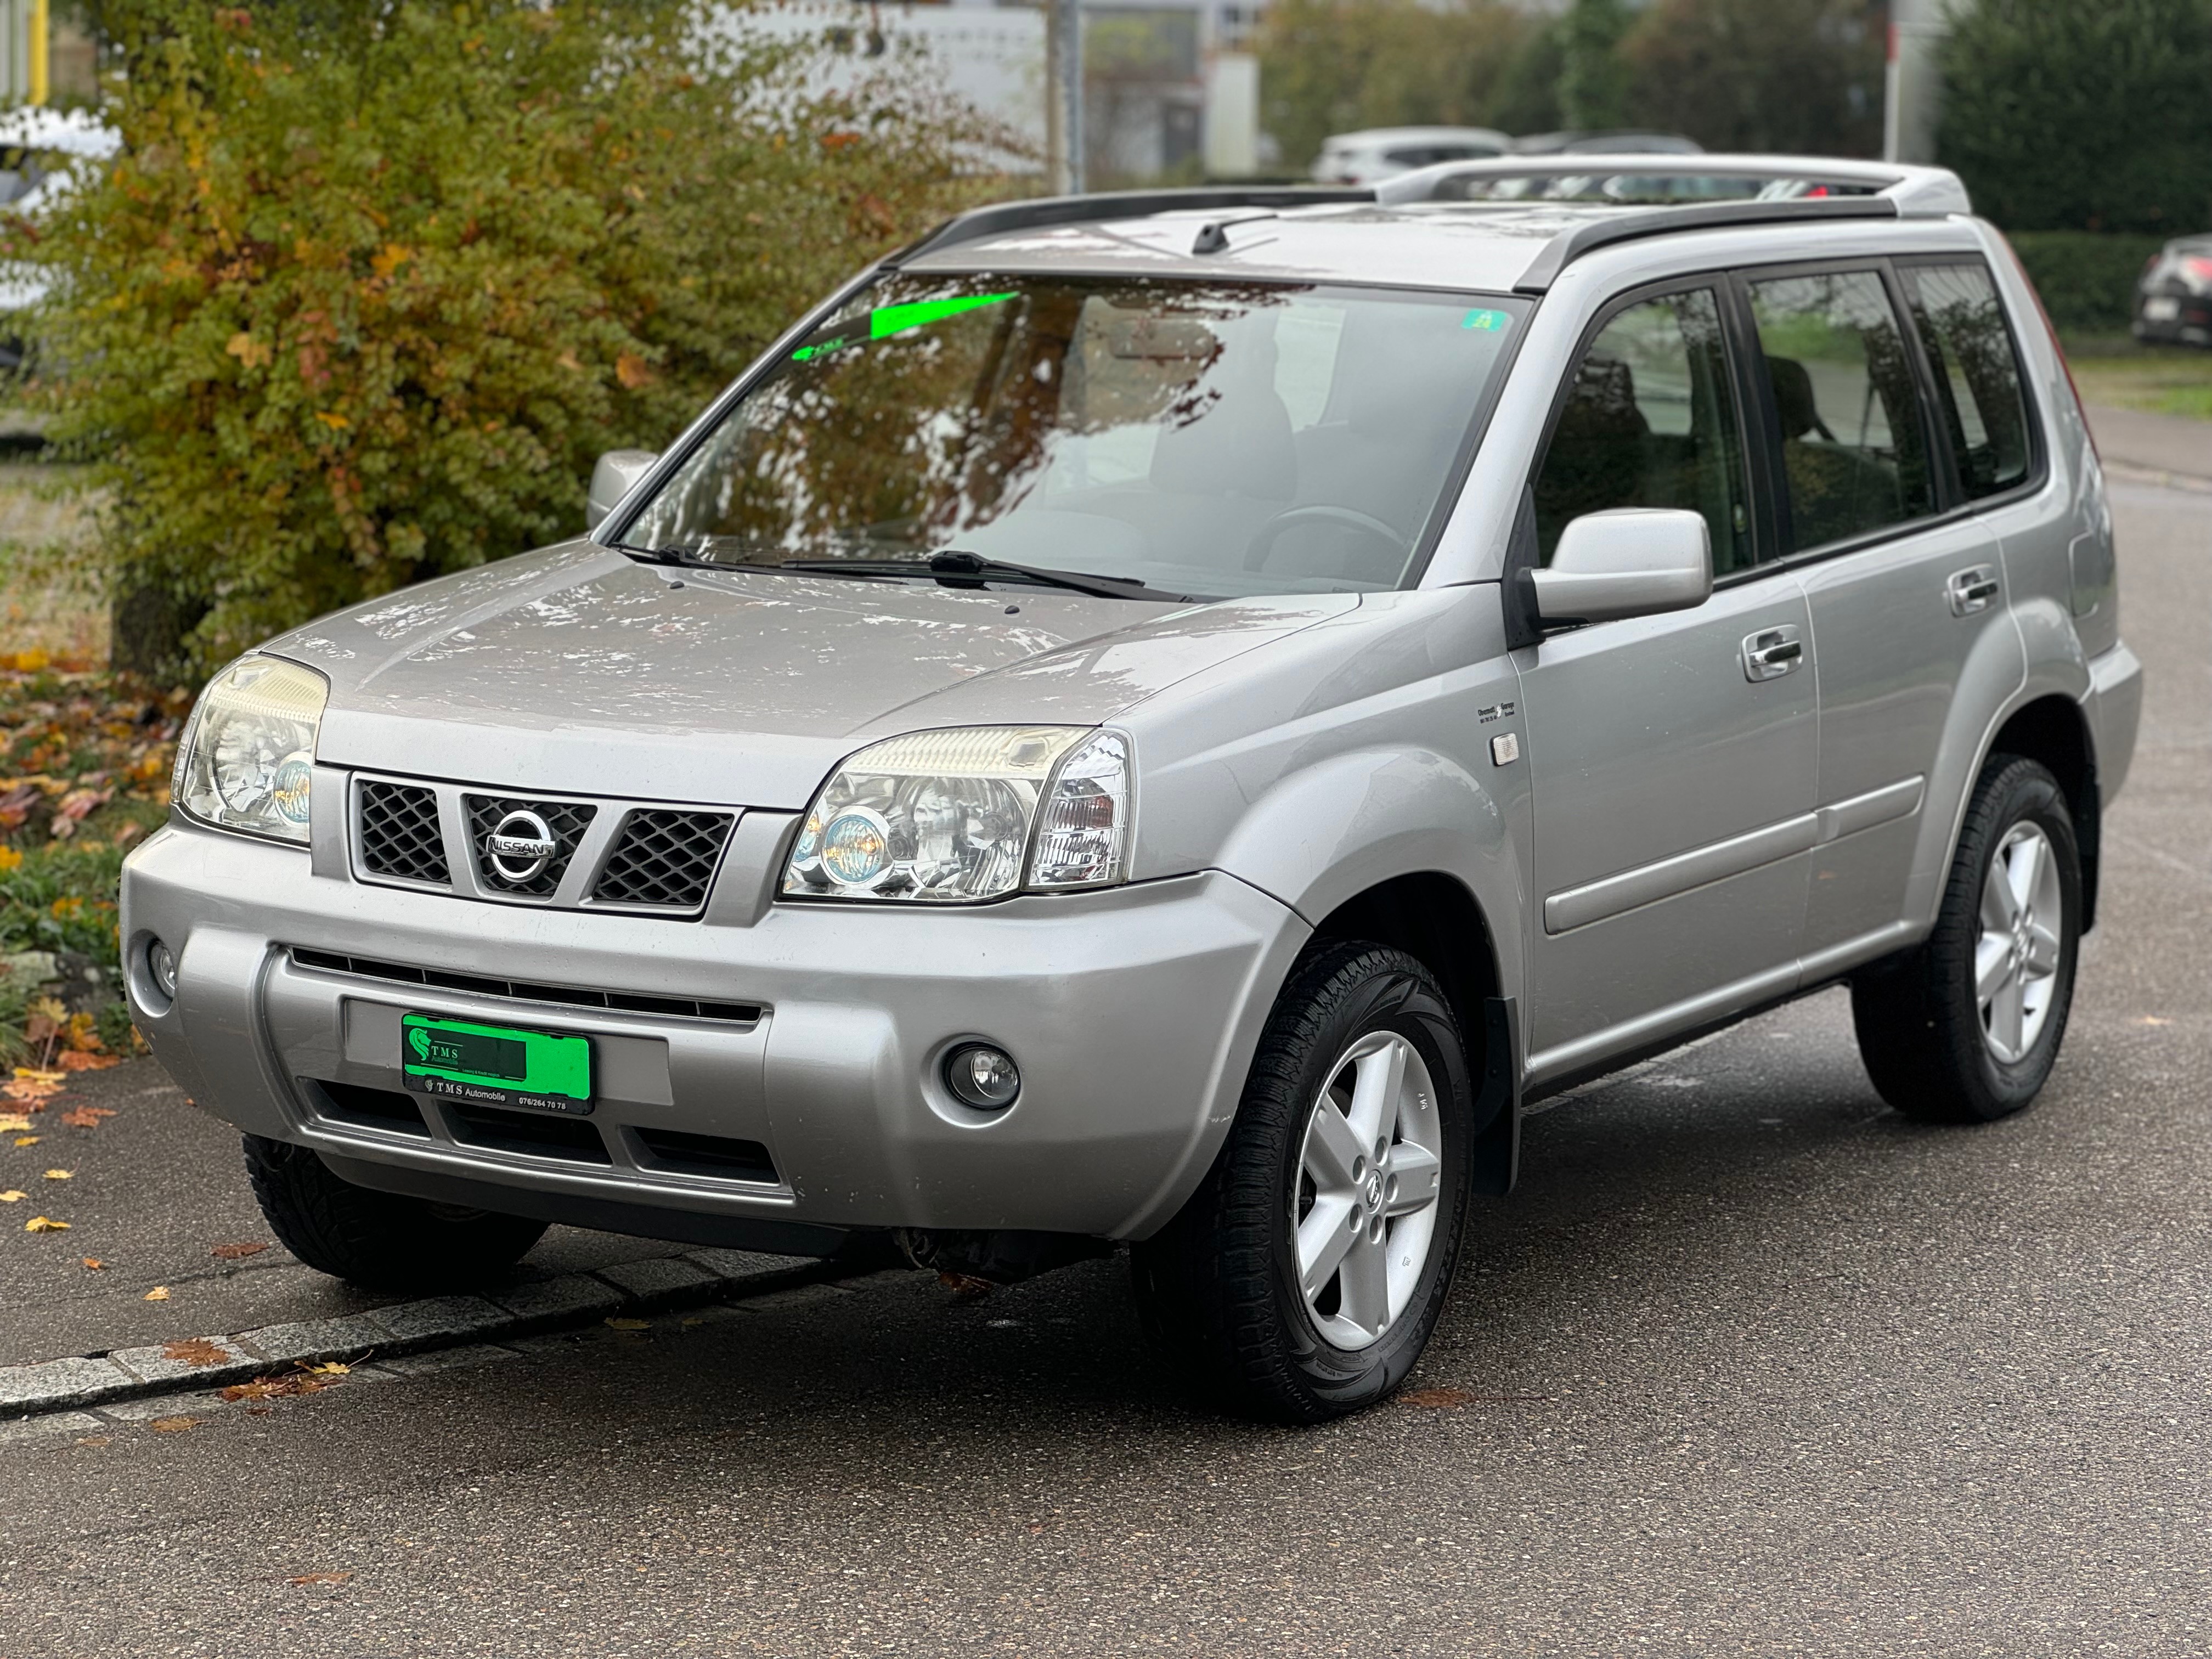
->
[[889, 186, 1375, 266], [1375, 153, 1973, 217], [1511, 196, 1899, 293]]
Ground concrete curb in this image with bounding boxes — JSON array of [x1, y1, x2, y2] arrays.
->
[[0, 1245, 846, 1421]]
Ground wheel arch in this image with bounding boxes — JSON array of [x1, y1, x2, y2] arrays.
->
[[1982, 691, 2101, 930]]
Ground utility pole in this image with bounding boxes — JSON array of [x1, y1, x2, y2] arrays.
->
[[1883, 0, 1951, 165], [1045, 0, 1084, 196]]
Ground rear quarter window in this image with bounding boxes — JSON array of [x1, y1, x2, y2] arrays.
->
[[1900, 262, 2034, 501]]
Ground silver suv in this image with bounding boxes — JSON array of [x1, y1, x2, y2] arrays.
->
[[121, 157, 2143, 1421]]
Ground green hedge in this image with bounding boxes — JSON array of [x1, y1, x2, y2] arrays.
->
[[2002, 230, 2170, 334]]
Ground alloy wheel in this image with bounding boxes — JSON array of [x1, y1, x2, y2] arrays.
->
[[1291, 1030, 1444, 1352], [1976, 820, 2064, 1064]]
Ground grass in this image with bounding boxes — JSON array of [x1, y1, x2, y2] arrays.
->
[[2059, 332, 2212, 421]]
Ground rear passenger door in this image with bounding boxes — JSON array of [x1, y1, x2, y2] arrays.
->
[[1737, 261, 2025, 969], [1516, 282, 1818, 1077]]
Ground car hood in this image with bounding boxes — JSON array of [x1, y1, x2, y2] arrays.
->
[[267, 541, 1350, 808]]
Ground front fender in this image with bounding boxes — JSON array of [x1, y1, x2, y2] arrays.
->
[[1212, 746, 1527, 1007]]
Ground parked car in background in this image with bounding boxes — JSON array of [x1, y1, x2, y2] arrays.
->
[[2133, 236, 2212, 347], [1311, 126, 1510, 184], [124, 155, 2140, 1424], [0, 105, 122, 370], [1511, 129, 1701, 155]]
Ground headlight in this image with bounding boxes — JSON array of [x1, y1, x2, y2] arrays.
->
[[783, 725, 1133, 904], [173, 656, 329, 845]]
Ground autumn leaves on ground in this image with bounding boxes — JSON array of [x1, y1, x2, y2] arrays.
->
[[0, 459, 189, 1240]]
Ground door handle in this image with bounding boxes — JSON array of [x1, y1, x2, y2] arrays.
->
[[1742, 624, 1804, 682], [1947, 565, 2001, 616]]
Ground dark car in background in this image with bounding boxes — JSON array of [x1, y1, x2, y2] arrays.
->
[[2133, 236, 2212, 347]]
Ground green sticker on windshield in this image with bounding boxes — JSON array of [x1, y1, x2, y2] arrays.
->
[[1462, 308, 1512, 332], [793, 292, 1018, 362]]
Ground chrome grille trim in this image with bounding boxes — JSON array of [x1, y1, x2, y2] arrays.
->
[[343, 771, 744, 917]]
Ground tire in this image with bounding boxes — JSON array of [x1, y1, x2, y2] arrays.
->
[[1131, 942, 1476, 1423], [242, 1135, 548, 1291], [1851, 755, 2081, 1124]]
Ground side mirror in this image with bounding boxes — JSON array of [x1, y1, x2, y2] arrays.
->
[[585, 449, 659, 534], [1528, 507, 1713, 626]]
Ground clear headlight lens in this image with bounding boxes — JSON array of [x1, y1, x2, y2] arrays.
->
[[783, 725, 1134, 904], [173, 656, 328, 845]]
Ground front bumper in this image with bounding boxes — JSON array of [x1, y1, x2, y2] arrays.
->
[[121, 821, 1305, 1243]]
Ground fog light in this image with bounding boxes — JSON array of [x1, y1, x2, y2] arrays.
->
[[146, 937, 179, 1002], [943, 1043, 1020, 1110]]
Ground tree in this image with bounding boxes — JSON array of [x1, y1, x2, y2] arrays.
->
[[1622, 0, 1884, 157], [1939, 0, 2212, 233], [22, 2, 997, 674], [1258, 0, 1541, 171], [1557, 0, 1633, 131]]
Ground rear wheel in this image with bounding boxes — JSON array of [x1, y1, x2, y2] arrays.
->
[[243, 1135, 548, 1291], [1131, 943, 1475, 1422], [1851, 755, 2081, 1124]]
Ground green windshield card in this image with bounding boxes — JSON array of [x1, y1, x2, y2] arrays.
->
[[400, 1013, 593, 1116]]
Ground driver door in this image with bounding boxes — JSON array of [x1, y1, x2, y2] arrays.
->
[[1514, 282, 1819, 1082]]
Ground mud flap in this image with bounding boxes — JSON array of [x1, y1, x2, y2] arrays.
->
[[1469, 995, 1521, 1198]]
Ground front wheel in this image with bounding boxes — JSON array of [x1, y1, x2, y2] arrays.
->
[[1131, 943, 1475, 1423], [1851, 755, 2081, 1124], [244, 1135, 548, 1291]]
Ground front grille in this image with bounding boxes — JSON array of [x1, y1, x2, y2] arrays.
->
[[304, 1078, 431, 1137], [632, 1126, 778, 1184], [287, 949, 764, 1025], [444, 1101, 611, 1164], [592, 809, 735, 910], [358, 782, 449, 885], [467, 795, 597, 897]]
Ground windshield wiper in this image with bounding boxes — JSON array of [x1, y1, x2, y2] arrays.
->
[[778, 550, 1209, 604], [613, 544, 713, 568]]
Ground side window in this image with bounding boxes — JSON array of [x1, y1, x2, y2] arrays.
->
[[1532, 286, 1751, 573], [1746, 269, 1936, 552], [1900, 262, 2033, 500]]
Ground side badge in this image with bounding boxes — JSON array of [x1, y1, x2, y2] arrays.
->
[[1490, 732, 1520, 767]]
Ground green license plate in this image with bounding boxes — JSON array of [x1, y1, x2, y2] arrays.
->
[[400, 1013, 593, 1115]]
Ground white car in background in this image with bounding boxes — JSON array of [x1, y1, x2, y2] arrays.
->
[[1311, 126, 1510, 185], [0, 105, 121, 368]]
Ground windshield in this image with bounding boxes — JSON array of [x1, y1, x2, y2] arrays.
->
[[616, 275, 1526, 599]]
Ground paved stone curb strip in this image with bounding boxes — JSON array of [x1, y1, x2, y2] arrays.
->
[[0, 1246, 838, 1421]]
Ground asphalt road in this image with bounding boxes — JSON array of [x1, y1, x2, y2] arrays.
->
[[1, 467, 2206, 1656]]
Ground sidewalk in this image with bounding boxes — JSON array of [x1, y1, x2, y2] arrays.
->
[[2084, 401, 2212, 482], [0, 1056, 776, 1369]]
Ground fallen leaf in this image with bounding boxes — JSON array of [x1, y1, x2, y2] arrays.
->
[[143, 1285, 170, 1301], [286, 1571, 351, 1585], [15, 1136, 38, 1146], [2137, 1015, 2172, 1027], [42, 1168, 70, 1181], [210, 1241, 269, 1260], [0, 1189, 22, 1202], [222, 1373, 334, 1401], [56, 1050, 121, 1072], [1397, 1386, 1476, 1409], [937, 1270, 994, 1301], [614, 351, 654, 389], [59, 1107, 116, 1128], [74, 1435, 110, 1446], [304, 1361, 351, 1376], [605, 1316, 650, 1331], [147, 1416, 196, 1432], [163, 1337, 231, 1368], [0, 1113, 31, 1132], [80, 1256, 105, 1270], [25, 1215, 69, 1231]]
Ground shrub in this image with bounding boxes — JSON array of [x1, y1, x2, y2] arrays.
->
[[20, 1, 1001, 674], [2004, 231, 2172, 334], [1940, 0, 2212, 235]]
